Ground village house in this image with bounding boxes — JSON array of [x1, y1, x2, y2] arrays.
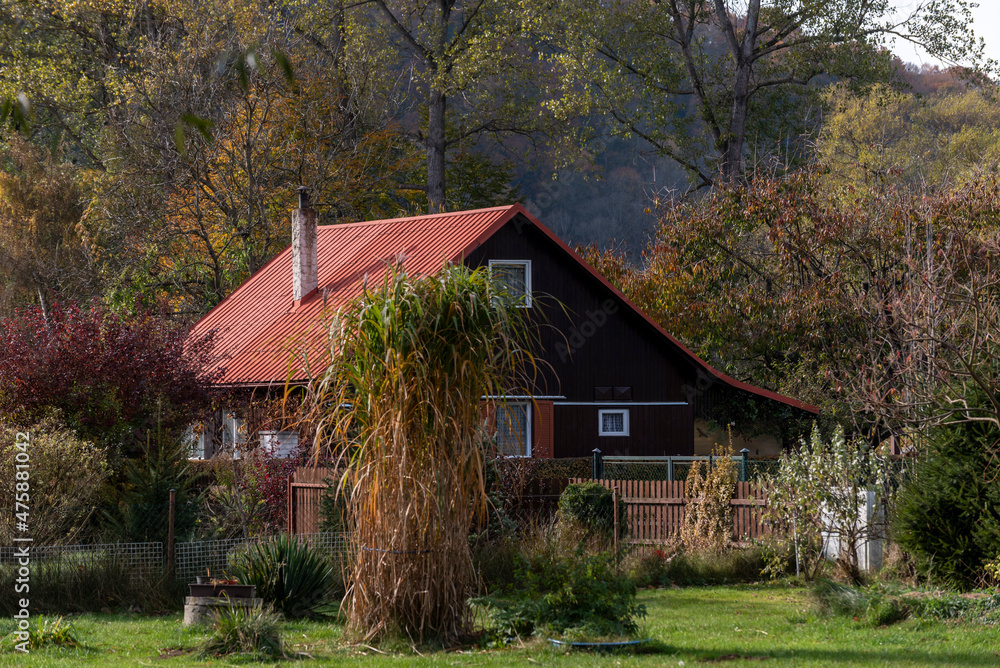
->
[[188, 196, 817, 459]]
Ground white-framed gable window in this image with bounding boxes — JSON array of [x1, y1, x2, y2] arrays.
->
[[496, 401, 532, 457], [598, 409, 629, 437], [489, 259, 532, 308]]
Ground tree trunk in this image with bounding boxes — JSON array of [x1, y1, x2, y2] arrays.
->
[[37, 286, 50, 328], [716, 0, 760, 185], [720, 61, 751, 184], [426, 87, 447, 213]]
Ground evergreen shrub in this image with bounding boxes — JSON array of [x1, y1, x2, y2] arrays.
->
[[557, 482, 626, 539], [893, 419, 1000, 589]]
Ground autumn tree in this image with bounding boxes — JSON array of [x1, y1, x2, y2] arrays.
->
[[0, 302, 217, 460], [362, 0, 545, 212], [83, 0, 420, 315], [817, 87, 1000, 193], [0, 137, 97, 315], [0, 0, 154, 167], [529, 0, 991, 188], [587, 169, 1000, 444]]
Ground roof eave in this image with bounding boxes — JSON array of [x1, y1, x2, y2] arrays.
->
[[500, 205, 820, 416]]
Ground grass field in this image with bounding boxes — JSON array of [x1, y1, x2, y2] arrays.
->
[[2, 584, 998, 666]]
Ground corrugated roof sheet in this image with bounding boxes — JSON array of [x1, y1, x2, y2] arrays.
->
[[189, 203, 818, 414], [189, 205, 520, 387]]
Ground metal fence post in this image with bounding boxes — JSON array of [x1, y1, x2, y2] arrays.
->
[[167, 489, 176, 580], [740, 448, 750, 482], [592, 448, 603, 480]]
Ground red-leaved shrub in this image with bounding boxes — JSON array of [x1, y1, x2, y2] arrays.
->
[[0, 302, 217, 456]]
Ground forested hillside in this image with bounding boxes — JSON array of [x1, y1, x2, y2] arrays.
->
[[0, 0, 992, 318]]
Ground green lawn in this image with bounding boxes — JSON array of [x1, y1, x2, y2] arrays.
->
[[2, 584, 998, 666]]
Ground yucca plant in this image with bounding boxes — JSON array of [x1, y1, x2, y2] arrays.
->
[[300, 264, 541, 643], [199, 604, 283, 658], [230, 534, 339, 618]]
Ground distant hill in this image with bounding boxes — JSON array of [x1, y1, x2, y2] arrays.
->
[[512, 137, 686, 254]]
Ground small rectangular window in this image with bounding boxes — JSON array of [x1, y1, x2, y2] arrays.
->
[[599, 409, 629, 437], [185, 423, 205, 460], [489, 260, 532, 307], [496, 401, 531, 457]]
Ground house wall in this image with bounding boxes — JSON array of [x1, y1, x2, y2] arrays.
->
[[554, 403, 693, 457], [693, 419, 783, 456], [465, 217, 704, 457], [466, 218, 699, 404]]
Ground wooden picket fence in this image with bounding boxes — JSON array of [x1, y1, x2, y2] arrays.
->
[[570, 478, 770, 543], [287, 468, 770, 542], [287, 467, 338, 535]]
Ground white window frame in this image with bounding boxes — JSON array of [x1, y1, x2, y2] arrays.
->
[[259, 430, 300, 458], [185, 423, 206, 460], [222, 413, 246, 459], [495, 400, 532, 458], [598, 409, 630, 437], [488, 259, 532, 308]]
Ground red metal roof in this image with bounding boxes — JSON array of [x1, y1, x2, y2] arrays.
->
[[189, 203, 818, 414]]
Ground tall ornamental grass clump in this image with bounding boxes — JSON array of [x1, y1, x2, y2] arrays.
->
[[302, 264, 539, 643], [680, 443, 737, 553]]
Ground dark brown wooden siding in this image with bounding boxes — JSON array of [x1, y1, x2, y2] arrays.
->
[[465, 216, 703, 404], [553, 404, 693, 457], [465, 215, 704, 456]]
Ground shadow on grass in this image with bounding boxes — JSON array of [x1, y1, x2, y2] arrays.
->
[[688, 647, 1000, 666]]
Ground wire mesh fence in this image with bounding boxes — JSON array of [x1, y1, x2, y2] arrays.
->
[[176, 532, 348, 582], [0, 541, 163, 571], [0, 532, 348, 586], [0, 501, 210, 548], [0, 496, 292, 549]]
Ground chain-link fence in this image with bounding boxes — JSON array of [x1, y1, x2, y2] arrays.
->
[[596, 455, 780, 482]]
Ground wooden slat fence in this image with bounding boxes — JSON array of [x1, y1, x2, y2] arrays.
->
[[288, 467, 340, 534], [510, 477, 571, 521], [570, 478, 769, 543], [287, 469, 769, 541]]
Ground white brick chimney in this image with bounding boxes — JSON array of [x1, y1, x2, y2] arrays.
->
[[292, 187, 318, 303]]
